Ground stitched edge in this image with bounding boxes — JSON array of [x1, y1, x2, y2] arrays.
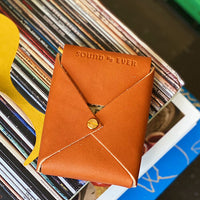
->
[[37, 125, 104, 173], [102, 67, 154, 109], [91, 133, 136, 187]]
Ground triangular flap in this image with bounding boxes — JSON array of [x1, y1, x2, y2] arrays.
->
[[94, 68, 155, 178], [39, 134, 135, 188], [61, 45, 151, 105], [38, 55, 102, 162]]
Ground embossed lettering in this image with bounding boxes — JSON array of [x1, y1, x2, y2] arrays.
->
[[116, 57, 137, 66], [75, 51, 81, 57], [75, 51, 105, 61], [75, 51, 137, 66]]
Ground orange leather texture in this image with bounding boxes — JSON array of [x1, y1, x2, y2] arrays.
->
[[37, 44, 154, 188]]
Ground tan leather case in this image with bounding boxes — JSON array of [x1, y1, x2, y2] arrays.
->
[[37, 45, 154, 188]]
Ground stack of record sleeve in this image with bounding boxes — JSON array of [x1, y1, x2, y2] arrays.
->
[[0, 0, 184, 117], [0, 92, 87, 199]]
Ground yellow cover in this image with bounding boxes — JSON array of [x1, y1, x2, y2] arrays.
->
[[0, 14, 44, 165]]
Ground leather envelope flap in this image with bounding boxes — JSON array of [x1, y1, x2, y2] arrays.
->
[[61, 45, 151, 106], [37, 45, 154, 187]]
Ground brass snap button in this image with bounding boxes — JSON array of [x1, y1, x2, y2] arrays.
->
[[87, 118, 98, 130]]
